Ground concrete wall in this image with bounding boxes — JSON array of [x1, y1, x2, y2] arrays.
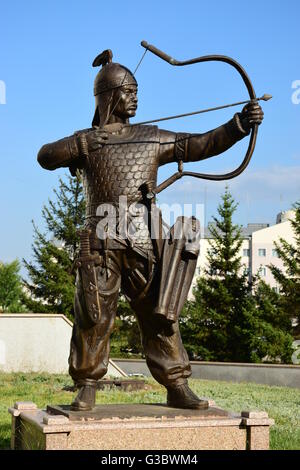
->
[[0, 314, 126, 377], [114, 359, 300, 389], [1, 314, 298, 386], [0, 314, 73, 374]]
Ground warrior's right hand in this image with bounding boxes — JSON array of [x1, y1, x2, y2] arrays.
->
[[85, 129, 109, 152]]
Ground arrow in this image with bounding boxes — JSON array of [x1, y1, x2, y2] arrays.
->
[[131, 94, 272, 127]]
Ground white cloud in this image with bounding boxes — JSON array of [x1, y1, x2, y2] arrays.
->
[[162, 165, 300, 200], [157, 165, 300, 225], [229, 165, 300, 200]]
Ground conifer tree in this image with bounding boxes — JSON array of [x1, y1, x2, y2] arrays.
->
[[269, 201, 300, 337], [252, 280, 293, 362], [23, 174, 85, 318], [0, 259, 26, 312], [180, 187, 293, 363]]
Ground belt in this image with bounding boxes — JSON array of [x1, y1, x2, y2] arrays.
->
[[85, 200, 145, 219], [90, 235, 156, 262]]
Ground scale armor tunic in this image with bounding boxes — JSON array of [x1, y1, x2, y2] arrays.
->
[[83, 125, 159, 253]]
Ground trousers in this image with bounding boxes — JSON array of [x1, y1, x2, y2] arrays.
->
[[68, 246, 192, 387]]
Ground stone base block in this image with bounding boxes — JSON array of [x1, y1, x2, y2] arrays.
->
[[8, 401, 274, 450]]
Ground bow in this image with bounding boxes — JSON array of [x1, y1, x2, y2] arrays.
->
[[137, 41, 271, 197]]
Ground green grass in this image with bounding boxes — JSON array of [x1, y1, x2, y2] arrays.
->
[[0, 372, 299, 450]]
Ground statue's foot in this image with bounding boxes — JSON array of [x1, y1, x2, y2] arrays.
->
[[70, 380, 96, 411], [167, 383, 209, 410]]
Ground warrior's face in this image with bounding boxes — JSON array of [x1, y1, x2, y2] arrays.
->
[[113, 84, 138, 120]]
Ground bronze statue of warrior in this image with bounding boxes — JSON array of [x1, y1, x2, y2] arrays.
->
[[37, 48, 264, 411]]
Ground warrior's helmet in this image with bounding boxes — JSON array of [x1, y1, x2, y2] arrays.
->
[[92, 49, 137, 127]]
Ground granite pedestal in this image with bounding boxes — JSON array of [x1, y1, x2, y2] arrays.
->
[[9, 401, 274, 450]]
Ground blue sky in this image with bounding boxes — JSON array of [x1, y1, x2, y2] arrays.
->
[[0, 0, 300, 267]]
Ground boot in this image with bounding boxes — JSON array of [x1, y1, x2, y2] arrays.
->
[[167, 382, 209, 410], [70, 379, 97, 411]]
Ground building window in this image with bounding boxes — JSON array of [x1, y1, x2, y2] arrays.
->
[[197, 267, 201, 275], [243, 249, 250, 257], [258, 248, 266, 257], [258, 266, 267, 276], [272, 286, 279, 293], [272, 249, 279, 257]]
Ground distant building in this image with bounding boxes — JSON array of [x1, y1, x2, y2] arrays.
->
[[189, 210, 295, 298]]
